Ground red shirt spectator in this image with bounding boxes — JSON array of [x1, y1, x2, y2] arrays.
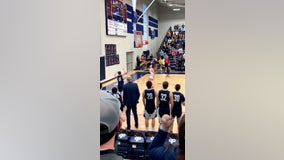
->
[[173, 50, 177, 57], [164, 57, 170, 66], [140, 55, 145, 63]]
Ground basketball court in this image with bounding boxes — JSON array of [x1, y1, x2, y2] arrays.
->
[[102, 70, 186, 133]]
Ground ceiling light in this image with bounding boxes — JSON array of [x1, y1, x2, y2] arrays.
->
[[168, 3, 173, 6], [173, 8, 180, 11]]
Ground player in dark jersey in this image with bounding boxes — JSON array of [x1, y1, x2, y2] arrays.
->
[[111, 87, 125, 112], [170, 84, 185, 132], [114, 71, 125, 93], [142, 81, 157, 131], [156, 81, 174, 126]]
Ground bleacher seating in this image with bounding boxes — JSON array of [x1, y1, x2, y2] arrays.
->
[[158, 24, 185, 71], [115, 129, 179, 159], [128, 130, 146, 159], [115, 129, 130, 158]]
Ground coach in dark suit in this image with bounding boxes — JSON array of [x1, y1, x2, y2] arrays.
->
[[123, 76, 140, 130]]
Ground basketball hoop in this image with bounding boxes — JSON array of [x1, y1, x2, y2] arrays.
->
[[134, 31, 143, 48]]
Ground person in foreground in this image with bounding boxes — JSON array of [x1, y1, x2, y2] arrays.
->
[[148, 114, 185, 160], [100, 90, 123, 160]]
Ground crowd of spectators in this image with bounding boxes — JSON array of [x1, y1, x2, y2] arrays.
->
[[159, 24, 185, 71], [135, 24, 185, 72], [136, 54, 157, 71], [162, 24, 185, 54]]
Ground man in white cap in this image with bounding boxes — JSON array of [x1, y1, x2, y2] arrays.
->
[[100, 90, 123, 160]]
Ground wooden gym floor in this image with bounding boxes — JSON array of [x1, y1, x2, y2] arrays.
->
[[102, 71, 186, 133]]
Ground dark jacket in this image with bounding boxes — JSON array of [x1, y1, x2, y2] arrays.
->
[[123, 82, 140, 106]]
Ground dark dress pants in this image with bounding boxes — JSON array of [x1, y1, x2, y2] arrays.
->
[[126, 104, 138, 129]]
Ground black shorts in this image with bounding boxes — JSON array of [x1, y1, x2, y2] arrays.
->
[[171, 110, 182, 119], [118, 85, 123, 92], [158, 108, 170, 118]]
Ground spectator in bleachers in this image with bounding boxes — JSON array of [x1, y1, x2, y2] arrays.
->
[[176, 55, 185, 71], [140, 55, 146, 70], [166, 30, 172, 40], [177, 44, 184, 55], [140, 54, 145, 63], [157, 57, 163, 70], [172, 48, 177, 64], [146, 54, 152, 61], [159, 49, 164, 57], [136, 55, 141, 70], [163, 42, 170, 55], [159, 49, 167, 58], [148, 114, 185, 160]]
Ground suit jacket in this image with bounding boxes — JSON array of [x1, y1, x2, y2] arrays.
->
[[123, 82, 140, 106]]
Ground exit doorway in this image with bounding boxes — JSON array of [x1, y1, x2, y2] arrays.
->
[[126, 52, 133, 72]]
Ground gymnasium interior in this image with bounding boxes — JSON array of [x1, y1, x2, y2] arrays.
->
[[2, 0, 284, 160], [100, 0, 185, 159]]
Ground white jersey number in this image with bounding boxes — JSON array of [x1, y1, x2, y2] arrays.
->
[[147, 93, 153, 99], [174, 95, 180, 102], [160, 93, 167, 101]]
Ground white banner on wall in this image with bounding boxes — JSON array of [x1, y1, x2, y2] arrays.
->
[[107, 19, 127, 36], [143, 3, 148, 44]]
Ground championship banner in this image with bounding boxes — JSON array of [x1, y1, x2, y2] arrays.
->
[[105, 0, 127, 36]]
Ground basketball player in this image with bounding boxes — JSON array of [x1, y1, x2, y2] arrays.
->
[[149, 64, 155, 81], [142, 81, 157, 131], [169, 84, 185, 132], [156, 81, 174, 129], [114, 69, 126, 93], [111, 87, 125, 112]]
